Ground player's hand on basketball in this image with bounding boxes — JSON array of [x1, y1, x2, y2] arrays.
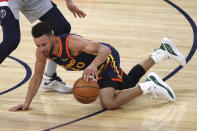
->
[[66, 1, 86, 18], [9, 103, 29, 112], [83, 65, 98, 82]]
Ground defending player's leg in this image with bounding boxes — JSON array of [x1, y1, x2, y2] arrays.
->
[[39, 2, 71, 35], [150, 37, 186, 66], [40, 73, 72, 93], [0, 6, 20, 64], [39, 2, 72, 92]]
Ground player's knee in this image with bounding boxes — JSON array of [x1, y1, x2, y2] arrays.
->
[[101, 101, 118, 110]]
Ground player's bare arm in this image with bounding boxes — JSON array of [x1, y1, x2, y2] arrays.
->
[[9, 50, 47, 112], [65, 0, 86, 18], [68, 35, 112, 81]]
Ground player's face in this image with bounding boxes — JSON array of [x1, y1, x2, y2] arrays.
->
[[34, 34, 54, 57]]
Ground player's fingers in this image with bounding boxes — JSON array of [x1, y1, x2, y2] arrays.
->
[[73, 12, 77, 18], [9, 106, 21, 112], [86, 72, 91, 82], [90, 72, 95, 81], [82, 69, 87, 77], [11, 107, 20, 112], [9, 106, 18, 111], [95, 73, 98, 81], [77, 11, 86, 18], [9, 107, 15, 111], [80, 11, 87, 17], [74, 11, 82, 18], [91, 71, 97, 81], [77, 13, 82, 18], [83, 70, 90, 82]]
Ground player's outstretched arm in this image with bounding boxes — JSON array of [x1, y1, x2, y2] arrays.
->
[[9, 50, 47, 112], [64, 0, 86, 18]]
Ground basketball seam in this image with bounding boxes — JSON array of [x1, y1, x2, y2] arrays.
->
[[73, 93, 99, 98], [74, 86, 99, 89]]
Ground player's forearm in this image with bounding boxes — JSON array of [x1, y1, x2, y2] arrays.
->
[[65, 0, 73, 4], [91, 46, 111, 67], [24, 75, 42, 107]]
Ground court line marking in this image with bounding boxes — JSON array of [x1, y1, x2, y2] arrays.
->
[[163, 0, 197, 81], [42, 109, 106, 131], [43, 0, 197, 130], [0, 56, 32, 95]]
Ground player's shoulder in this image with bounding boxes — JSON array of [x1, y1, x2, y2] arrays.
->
[[68, 33, 85, 43], [67, 34, 87, 52]]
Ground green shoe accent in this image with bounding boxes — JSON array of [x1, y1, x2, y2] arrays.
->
[[149, 75, 174, 99], [160, 44, 166, 51], [146, 78, 151, 82], [163, 43, 178, 56]]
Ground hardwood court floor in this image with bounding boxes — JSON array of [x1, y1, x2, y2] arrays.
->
[[0, 0, 197, 130]]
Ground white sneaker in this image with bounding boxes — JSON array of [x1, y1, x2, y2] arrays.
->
[[41, 73, 73, 93], [139, 72, 176, 102], [150, 37, 186, 66]]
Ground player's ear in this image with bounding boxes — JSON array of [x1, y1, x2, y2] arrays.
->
[[51, 34, 55, 39]]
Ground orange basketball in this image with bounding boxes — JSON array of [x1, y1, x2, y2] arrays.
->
[[73, 78, 100, 104]]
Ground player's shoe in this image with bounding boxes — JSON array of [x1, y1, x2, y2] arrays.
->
[[150, 37, 186, 66], [41, 73, 72, 93], [139, 72, 176, 102]]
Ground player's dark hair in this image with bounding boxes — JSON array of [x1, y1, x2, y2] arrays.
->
[[31, 22, 52, 38]]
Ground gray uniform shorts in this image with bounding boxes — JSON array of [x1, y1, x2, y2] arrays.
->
[[8, 0, 53, 23]]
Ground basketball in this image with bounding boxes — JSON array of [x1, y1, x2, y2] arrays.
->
[[73, 78, 100, 104]]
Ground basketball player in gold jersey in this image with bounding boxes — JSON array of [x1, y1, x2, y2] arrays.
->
[[9, 22, 186, 111]]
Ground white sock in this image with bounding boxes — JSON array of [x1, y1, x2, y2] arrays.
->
[[45, 60, 57, 77]]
